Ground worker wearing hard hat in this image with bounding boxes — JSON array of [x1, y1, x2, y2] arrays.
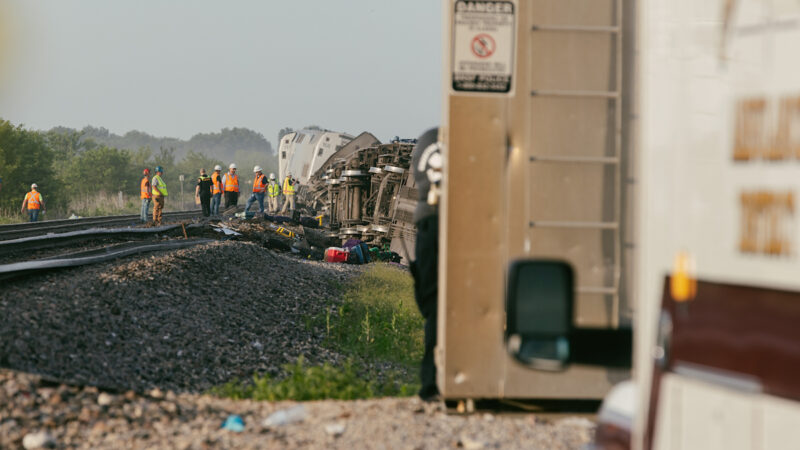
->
[[140, 168, 152, 223], [20, 183, 45, 222], [210, 164, 223, 216], [244, 165, 267, 215], [222, 163, 239, 208], [195, 168, 213, 217], [267, 173, 280, 214], [279, 172, 297, 214], [151, 166, 168, 226]]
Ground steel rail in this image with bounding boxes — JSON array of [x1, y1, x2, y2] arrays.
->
[[0, 224, 204, 255], [0, 238, 214, 281], [0, 210, 202, 241]]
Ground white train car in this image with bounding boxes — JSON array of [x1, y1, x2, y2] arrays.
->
[[278, 129, 353, 185]]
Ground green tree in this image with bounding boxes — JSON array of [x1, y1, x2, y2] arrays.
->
[[63, 146, 137, 196], [0, 119, 62, 212]]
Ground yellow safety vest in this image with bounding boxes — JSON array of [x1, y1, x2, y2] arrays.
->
[[152, 174, 168, 197], [283, 177, 295, 195], [268, 182, 281, 198]]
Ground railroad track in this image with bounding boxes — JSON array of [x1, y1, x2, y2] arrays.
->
[[0, 209, 202, 241]]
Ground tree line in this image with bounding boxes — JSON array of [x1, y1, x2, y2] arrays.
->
[[0, 119, 277, 217]]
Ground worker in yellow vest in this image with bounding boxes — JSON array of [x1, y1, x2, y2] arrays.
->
[[244, 166, 267, 214], [267, 173, 280, 214], [140, 168, 152, 223], [280, 173, 297, 214], [210, 165, 223, 216], [221, 163, 239, 208], [20, 183, 45, 222], [151, 166, 168, 225]]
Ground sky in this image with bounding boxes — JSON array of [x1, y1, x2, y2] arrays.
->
[[0, 1, 443, 145]]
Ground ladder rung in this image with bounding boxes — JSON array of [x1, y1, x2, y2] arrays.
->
[[531, 25, 620, 33], [531, 89, 620, 99], [530, 156, 619, 164], [529, 221, 619, 230], [576, 286, 618, 295]]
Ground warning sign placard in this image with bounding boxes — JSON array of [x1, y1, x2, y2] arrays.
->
[[451, 0, 516, 94]]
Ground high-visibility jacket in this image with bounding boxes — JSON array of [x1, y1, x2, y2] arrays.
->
[[252, 173, 267, 193], [25, 191, 42, 209], [140, 176, 151, 199], [283, 177, 296, 195], [152, 174, 168, 197], [211, 172, 222, 195], [268, 181, 281, 198], [223, 173, 239, 193]]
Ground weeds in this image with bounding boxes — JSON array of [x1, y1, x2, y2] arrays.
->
[[323, 264, 423, 365], [208, 357, 417, 401]]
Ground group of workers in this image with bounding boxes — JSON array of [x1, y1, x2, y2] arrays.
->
[[139, 163, 297, 225]]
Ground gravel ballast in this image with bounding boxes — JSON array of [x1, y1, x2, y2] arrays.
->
[[0, 239, 595, 448]]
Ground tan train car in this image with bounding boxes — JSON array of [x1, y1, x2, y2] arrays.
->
[[437, 0, 637, 401]]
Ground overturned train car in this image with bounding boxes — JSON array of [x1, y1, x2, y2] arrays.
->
[[304, 139, 419, 262]]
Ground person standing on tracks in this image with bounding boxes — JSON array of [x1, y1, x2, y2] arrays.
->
[[222, 163, 239, 209], [195, 168, 213, 217], [20, 183, 45, 222], [267, 173, 280, 214], [410, 127, 442, 401], [151, 166, 168, 226], [210, 165, 223, 216], [140, 168, 152, 223], [279, 172, 297, 215], [244, 165, 267, 215]]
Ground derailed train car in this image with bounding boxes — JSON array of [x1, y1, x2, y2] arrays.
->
[[304, 138, 419, 262]]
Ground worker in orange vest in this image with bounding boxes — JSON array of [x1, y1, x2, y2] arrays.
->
[[210, 164, 223, 216], [21, 183, 46, 222], [244, 165, 267, 215], [221, 163, 239, 208], [140, 168, 152, 223]]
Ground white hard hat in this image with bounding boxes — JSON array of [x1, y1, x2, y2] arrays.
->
[[214, 165, 222, 171], [253, 165, 262, 173], [229, 163, 237, 169], [31, 183, 38, 189], [269, 173, 276, 180]]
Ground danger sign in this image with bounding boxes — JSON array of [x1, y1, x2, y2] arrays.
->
[[451, 0, 516, 94]]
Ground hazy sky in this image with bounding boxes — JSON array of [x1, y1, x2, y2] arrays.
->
[[0, 1, 443, 145]]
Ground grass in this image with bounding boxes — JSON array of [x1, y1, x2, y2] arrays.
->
[[210, 263, 424, 401], [208, 357, 417, 401], [323, 264, 423, 366]]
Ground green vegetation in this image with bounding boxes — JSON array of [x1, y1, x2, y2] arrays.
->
[[324, 264, 424, 366], [0, 119, 277, 222], [209, 357, 416, 401], [211, 264, 423, 401]]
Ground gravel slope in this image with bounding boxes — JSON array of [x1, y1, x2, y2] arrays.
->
[[0, 241, 359, 392]]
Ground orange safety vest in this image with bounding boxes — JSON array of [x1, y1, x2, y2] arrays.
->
[[211, 172, 222, 195], [223, 173, 239, 193], [25, 191, 42, 209], [252, 173, 267, 193], [140, 176, 151, 199]]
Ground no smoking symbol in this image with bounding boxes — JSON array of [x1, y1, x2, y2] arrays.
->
[[471, 34, 495, 58]]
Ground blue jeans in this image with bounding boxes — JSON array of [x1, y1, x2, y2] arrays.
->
[[211, 193, 222, 215], [140, 198, 151, 222], [28, 210, 40, 222], [245, 192, 265, 214]]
